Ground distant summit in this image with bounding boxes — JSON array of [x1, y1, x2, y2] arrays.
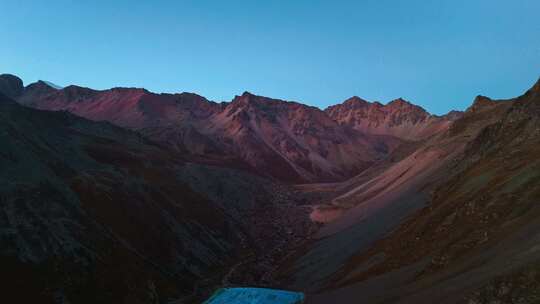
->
[[41, 80, 63, 90], [325, 96, 453, 140]]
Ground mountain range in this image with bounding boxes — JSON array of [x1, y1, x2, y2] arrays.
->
[[1, 73, 539, 304], [4, 75, 461, 183]]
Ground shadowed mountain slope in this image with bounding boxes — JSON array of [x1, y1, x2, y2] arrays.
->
[[0, 92, 313, 303], [0, 93, 239, 303], [0, 74, 24, 99]]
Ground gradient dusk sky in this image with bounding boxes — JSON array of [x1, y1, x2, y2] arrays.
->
[[1, 0, 539, 114]]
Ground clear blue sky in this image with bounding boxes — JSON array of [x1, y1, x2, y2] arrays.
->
[[1, 0, 539, 114]]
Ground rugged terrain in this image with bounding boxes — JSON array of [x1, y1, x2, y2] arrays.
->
[[287, 79, 540, 303], [0, 91, 313, 303], [7, 75, 450, 183], [325, 96, 461, 140], [2, 72, 540, 304]]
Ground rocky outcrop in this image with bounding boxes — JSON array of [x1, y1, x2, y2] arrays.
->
[[325, 96, 457, 140], [204, 92, 401, 182]]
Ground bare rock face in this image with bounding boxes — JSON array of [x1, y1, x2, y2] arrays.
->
[[466, 95, 500, 113], [326, 96, 459, 140], [204, 92, 400, 182], [12, 83, 404, 183]]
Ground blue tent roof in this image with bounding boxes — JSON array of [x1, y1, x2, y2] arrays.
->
[[203, 287, 304, 304]]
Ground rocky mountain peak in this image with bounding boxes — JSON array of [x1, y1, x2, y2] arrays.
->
[[387, 97, 411, 107], [231, 91, 261, 106], [326, 96, 451, 140], [467, 95, 497, 113], [228, 92, 294, 116], [0, 74, 24, 98], [25, 80, 64, 94], [342, 96, 370, 107], [386, 98, 428, 114]]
